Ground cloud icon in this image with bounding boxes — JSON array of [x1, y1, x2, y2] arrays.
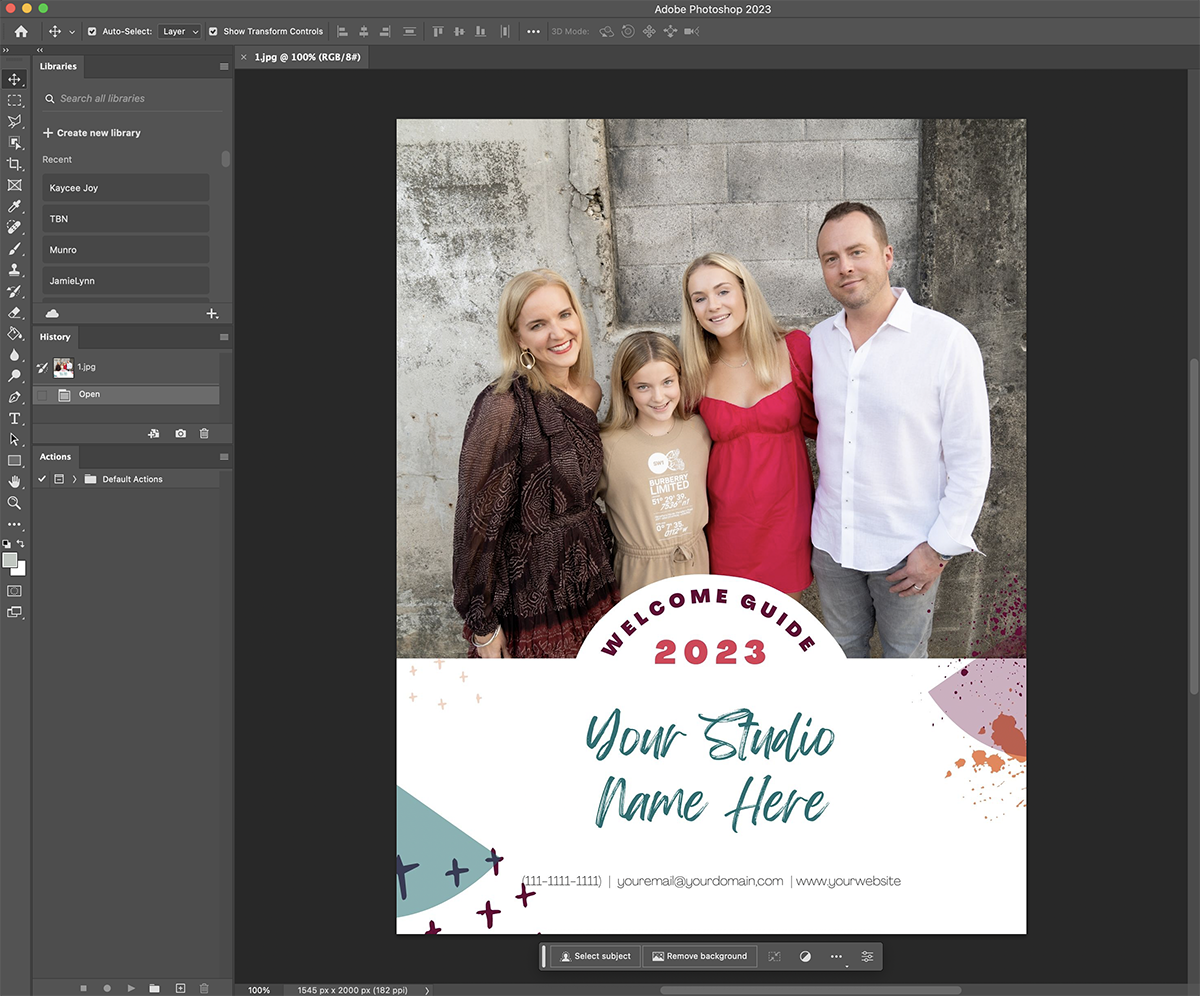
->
[[44, 309, 59, 318]]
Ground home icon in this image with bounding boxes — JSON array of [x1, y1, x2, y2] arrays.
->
[[13, 25, 28, 37]]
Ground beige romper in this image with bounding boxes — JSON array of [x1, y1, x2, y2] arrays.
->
[[597, 416, 711, 598]]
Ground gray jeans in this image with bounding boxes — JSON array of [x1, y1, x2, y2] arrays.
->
[[810, 547, 939, 658]]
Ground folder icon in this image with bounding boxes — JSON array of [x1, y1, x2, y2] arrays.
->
[[83, 474, 96, 484], [150, 987, 160, 994]]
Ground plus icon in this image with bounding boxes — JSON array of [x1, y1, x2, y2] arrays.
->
[[205, 308, 218, 319], [395, 855, 420, 901], [444, 858, 469, 887], [42, 129, 52, 139], [475, 901, 501, 928]]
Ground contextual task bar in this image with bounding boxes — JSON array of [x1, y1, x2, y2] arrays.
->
[[539, 941, 883, 970]]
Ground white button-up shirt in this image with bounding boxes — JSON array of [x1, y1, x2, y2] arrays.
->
[[810, 287, 991, 571]]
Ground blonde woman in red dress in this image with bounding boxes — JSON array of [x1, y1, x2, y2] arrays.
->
[[680, 252, 818, 599]]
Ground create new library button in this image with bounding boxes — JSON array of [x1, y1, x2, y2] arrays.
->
[[544, 945, 641, 969]]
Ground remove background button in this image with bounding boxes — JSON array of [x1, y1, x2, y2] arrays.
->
[[641, 944, 757, 969]]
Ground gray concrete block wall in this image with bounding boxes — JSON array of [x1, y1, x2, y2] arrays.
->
[[917, 119, 1027, 659], [607, 119, 920, 329]]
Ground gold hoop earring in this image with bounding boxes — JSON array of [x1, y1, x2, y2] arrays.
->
[[519, 349, 536, 370]]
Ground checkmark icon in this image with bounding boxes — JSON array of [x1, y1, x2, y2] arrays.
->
[[37, 475, 45, 482]]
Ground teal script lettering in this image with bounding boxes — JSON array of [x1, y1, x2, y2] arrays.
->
[[595, 776, 708, 827], [699, 708, 835, 762], [723, 774, 828, 832], [586, 707, 687, 761]]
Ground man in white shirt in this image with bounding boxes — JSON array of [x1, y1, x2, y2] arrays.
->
[[809, 202, 991, 658]]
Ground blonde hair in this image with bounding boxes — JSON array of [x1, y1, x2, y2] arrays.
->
[[680, 252, 786, 395], [494, 269, 595, 394], [601, 331, 694, 432]]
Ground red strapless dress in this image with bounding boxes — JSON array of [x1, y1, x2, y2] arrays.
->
[[697, 331, 818, 593]]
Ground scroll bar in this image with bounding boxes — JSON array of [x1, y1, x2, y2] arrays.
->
[[1191, 357, 1198, 694]]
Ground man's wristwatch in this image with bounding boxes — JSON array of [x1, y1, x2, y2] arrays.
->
[[930, 547, 952, 563]]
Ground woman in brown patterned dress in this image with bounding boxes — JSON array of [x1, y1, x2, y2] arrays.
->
[[452, 269, 621, 658]]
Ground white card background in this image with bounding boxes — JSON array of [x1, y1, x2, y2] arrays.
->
[[398, 577, 1025, 934]]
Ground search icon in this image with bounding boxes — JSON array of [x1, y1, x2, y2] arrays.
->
[[7, 496, 20, 509], [45, 94, 55, 104]]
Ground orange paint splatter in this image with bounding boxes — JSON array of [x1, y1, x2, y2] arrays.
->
[[978, 726, 986, 735], [954, 758, 966, 768], [971, 749, 1005, 773], [990, 713, 1027, 761], [945, 771, 952, 778]]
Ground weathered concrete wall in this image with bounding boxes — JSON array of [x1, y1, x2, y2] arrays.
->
[[606, 119, 920, 330], [395, 119, 617, 656], [914, 119, 1028, 657]]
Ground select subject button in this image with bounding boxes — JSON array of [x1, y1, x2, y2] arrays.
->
[[546, 944, 641, 969]]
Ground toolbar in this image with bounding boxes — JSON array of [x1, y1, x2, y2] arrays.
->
[[3, 14, 1193, 46]]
